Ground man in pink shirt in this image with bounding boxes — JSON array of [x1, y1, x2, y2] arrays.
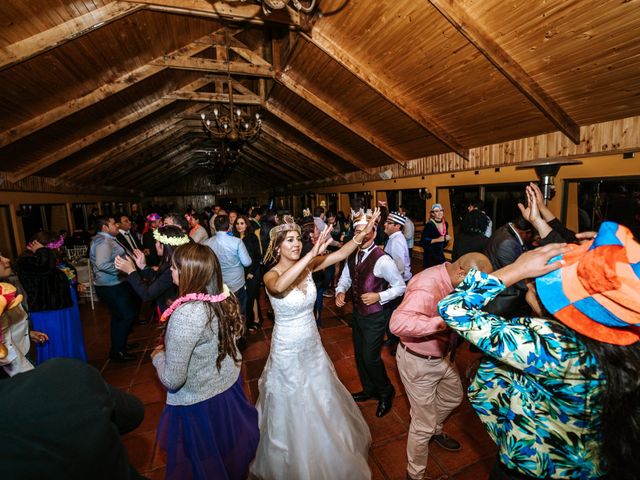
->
[[390, 253, 492, 480]]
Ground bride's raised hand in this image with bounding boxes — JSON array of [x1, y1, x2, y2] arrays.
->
[[311, 225, 334, 257]]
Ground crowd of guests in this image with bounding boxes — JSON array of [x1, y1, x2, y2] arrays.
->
[[1, 185, 639, 480]]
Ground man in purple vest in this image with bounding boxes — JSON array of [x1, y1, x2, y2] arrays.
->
[[336, 209, 406, 417]]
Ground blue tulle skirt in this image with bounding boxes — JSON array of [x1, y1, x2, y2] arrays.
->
[[30, 288, 88, 364], [157, 374, 259, 480]]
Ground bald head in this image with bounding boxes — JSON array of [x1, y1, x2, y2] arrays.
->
[[446, 252, 493, 287]]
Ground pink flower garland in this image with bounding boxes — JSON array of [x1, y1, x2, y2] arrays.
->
[[160, 290, 230, 323], [46, 235, 65, 250]]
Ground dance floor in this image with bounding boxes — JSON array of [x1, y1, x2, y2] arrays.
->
[[80, 283, 497, 479]]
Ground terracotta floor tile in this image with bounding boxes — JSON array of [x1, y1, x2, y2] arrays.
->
[[372, 434, 446, 480], [244, 357, 268, 381], [318, 325, 352, 342], [101, 364, 139, 389], [122, 431, 157, 472], [142, 466, 166, 480], [150, 441, 168, 469], [242, 338, 270, 362], [336, 336, 355, 357], [321, 340, 344, 362], [451, 455, 496, 480], [361, 402, 408, 444], [129, 380, 166, 405], [136, 401, 165, 435], [333, 357, 360, 383]]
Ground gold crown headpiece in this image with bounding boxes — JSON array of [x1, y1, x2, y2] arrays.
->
[[351, 208, 374, 227], [264, 215, 301, 263]]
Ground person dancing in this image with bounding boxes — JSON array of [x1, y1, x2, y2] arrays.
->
[[250, 212, 380, 480], [152, 243, 259, 480]]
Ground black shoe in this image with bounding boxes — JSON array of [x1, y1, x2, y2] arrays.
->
[[236, 336, 248, 351], [351, 391, 376, 402], [110, 351, 136, 363], [432, 433, 461, 451], [376, 397, 393, 417], [125, 342, 140, 350]]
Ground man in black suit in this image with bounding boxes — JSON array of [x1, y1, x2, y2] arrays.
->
[[0, 358, 146, 479], [116, 213, 143, 256], [483, 216, 535, 317]]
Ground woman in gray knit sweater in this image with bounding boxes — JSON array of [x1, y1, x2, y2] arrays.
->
[[151, 243, 259, 480]]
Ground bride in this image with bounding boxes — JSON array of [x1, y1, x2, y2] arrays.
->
[[250, 210, 380, 480]]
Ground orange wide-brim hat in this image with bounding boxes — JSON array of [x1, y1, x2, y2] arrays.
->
[[536, 222, 640, 345]]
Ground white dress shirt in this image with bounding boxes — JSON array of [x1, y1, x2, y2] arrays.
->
[[335, 245, 406, 305], [384, 230, 413, 282]]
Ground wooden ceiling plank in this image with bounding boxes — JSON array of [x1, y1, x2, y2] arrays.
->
[[164, 91, 262, 104], [258, 127, 339, 178], [244, 143, 314, 179], [119, 140, 200, 186], [276, 71, 407, 167], [427, 0, 580, 145], [62, 123, 185, 182], [301, 31, 469, 160], [0, 35, 216, 149], [128, 0, 300, 27], [6, 77, 211, 182], [0, 1, 144, 71], [136, 148, 202, 189], [151, 56, 275, 78], [239, 151, 294, 182], [265, 101, 370, 173]]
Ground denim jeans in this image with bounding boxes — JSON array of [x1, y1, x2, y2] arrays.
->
[[95, 283, 137, 355]]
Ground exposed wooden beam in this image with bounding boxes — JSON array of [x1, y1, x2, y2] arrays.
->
[[239, 151, 295, 182], [151, 56, 275, 78], [62, 124, 183, 183], [276, 71, 407, 167], [427, 0, 580, 144], [0, 34, 219, 149], [120, 143, 198, 186], [300, 31, 469, 160], [258, 127, 340, 178], [6, 77, 211, 182], [0, 2, 144, 71], [265, 101, 370, 173], [164, 91, 262, 105], [244, 143, 314, 179], [137, 149, 201, 189], [128, 0, 300, 27]]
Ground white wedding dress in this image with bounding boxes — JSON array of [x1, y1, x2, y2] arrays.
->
[[250, 272, 371, 480]]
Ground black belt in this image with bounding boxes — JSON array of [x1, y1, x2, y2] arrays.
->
[[399, 342, 443, 360]]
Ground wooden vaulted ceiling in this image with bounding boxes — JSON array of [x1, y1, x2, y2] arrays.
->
[[1, 0, 640, 195]]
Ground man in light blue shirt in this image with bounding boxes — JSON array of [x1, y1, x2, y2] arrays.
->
[[89, 215, 137, 362], [204, 215, 252, 317]]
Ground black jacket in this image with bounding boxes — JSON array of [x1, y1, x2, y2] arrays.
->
[[115, 231, 143, 256], [126, 264, 176, 312], [15, 248, 72, 312], [0, 358, 145, 480]]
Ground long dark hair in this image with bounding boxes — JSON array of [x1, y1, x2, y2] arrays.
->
[[577, 335, 640, 479], [171, 243, 244, 370]]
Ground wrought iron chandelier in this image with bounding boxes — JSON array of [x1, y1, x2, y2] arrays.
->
[[194, 143, 242, 185], [200, 31, 262, 146]]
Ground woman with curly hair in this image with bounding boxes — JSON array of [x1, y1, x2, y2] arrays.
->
[[151, 242, 259, 480]]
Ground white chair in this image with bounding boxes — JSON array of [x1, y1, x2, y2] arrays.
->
[[65, 246, 88, 264], [74, 259, 96, 310]]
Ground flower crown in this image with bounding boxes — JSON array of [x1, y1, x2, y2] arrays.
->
[[46, 236, 65, 250], [160, 286, 232, 323], [153, 229, 190, 247]]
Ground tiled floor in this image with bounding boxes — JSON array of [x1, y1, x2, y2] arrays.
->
[[81, 279, 497, 479]]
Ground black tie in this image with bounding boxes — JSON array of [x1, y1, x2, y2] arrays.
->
[[357, 250, 365, 264]]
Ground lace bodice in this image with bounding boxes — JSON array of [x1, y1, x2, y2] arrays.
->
[[266, 271, 316, 327]]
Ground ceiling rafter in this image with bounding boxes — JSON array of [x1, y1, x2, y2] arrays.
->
[[0, 32, 227, 149], [427, 0, 580, 144], [239, 151, 296, 182], [151, 56, 275, 78], [6, 76, 212, 183], [164, 91, 262, 104], [125, 0, 300, 27], [61, 124, 186, 184], [300, 30, 469, 161], [120, 141, 201, 186], [259, 126, 340, 178], [275, 71, 407, 168], [265, 101, 371, 173], [244, 142, 315, 179], [0, 1, 144, 72]]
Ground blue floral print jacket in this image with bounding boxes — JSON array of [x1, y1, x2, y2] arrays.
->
[[438, 270, 605, 479]]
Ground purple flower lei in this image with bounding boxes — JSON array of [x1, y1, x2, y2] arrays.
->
[[46, 235, 65, 250]]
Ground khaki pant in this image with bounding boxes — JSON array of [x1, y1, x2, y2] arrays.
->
[[396, 346, 463, 480]]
